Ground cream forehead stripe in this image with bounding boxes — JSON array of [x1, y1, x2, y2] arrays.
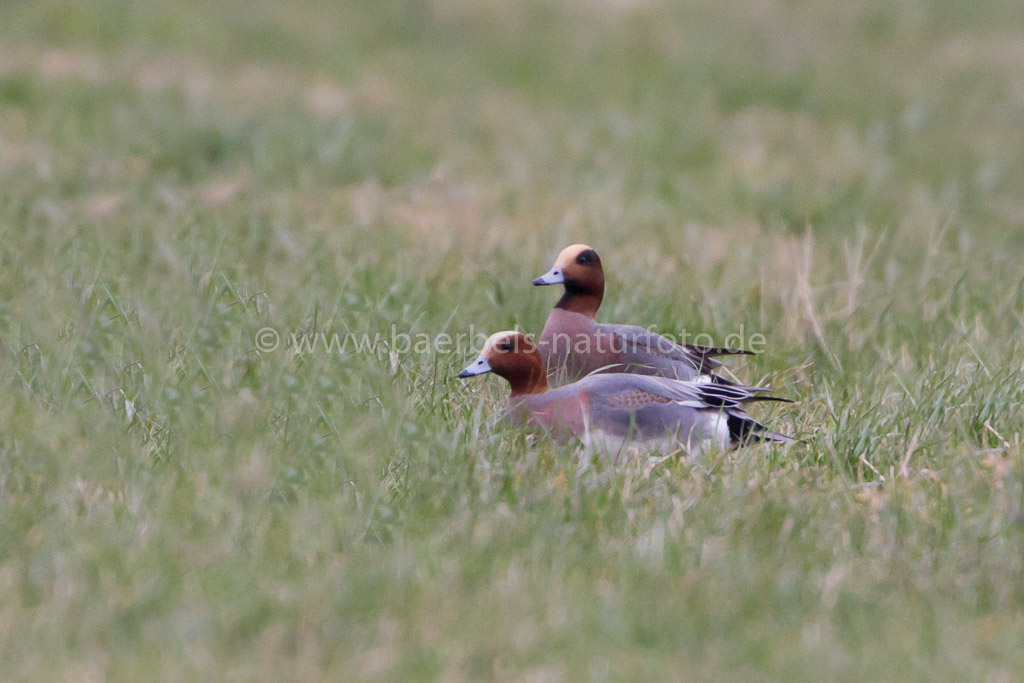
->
[[482, 331, 521, 354], [555, 243, 594, 267]]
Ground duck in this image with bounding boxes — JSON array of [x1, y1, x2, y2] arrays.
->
[[533, 244, 752, 385], [458, 331, 792, 454]]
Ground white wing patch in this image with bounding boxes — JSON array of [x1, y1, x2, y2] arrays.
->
[[674, 400, 708, 409]]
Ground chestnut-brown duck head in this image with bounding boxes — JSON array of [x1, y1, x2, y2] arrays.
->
[[458, 331, 548, 396], [533, 244, 604, 318]]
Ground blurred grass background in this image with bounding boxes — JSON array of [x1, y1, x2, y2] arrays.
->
[[2, 0, 1024, 680]]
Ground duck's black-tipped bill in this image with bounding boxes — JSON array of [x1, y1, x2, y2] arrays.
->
[[458, 355, 492, 378], [532, 267, 564, 286]]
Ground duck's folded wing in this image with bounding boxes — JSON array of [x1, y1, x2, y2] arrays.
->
[[629, 375, 793, 410], [599, 324, 752, 376], [589, 377, 794, 445], [633, 376, 796, 444], [601, 387, 679, 411]]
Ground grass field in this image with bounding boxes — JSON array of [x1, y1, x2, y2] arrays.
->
[[3, 0, 1024, 679]]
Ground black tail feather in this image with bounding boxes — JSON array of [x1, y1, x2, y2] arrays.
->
[[705, 374, 777, 394], [695, 383, 794, 409], [726, 413, 794, 445], [687, 344, 755, 358]]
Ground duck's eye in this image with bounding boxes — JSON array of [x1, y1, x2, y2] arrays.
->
[[575, 248, 598, 266], [498, 342, 512, 352]]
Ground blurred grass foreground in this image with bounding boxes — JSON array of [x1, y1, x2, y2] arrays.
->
[[3, 0, 1024, 680]]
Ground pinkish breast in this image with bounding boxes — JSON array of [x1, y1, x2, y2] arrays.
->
[[507, 391, 591, 442], [539, 310, 624, 381]]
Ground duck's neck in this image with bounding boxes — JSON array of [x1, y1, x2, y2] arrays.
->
[[554, 282, 603, 318], [506, 361, 548, 398]]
